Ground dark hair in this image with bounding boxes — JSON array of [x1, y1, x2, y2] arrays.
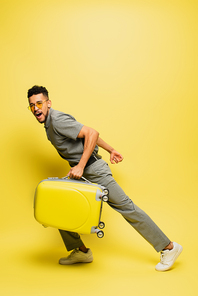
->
[[27, 85, 49, 98]]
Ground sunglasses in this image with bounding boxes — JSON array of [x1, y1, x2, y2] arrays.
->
[[28, 99, 49, 112]]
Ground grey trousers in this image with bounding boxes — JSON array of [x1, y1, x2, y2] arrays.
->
[[59, 159, 170, 252]]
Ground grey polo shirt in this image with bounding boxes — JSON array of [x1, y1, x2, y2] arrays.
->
[[44, 108, 99, 167]]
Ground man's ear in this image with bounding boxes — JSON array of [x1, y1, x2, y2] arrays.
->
[[48, 100, 52, 108]]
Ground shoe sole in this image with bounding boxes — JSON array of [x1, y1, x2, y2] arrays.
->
[[59, 259, 93, 265], [155, 245, 183, 271]]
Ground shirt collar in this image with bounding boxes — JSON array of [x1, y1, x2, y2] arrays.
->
[[44, 108, 53, 129]]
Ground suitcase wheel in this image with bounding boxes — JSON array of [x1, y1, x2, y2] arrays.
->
[[103, 189, 109, 195], [102, 195, 108, 202], [97, 230, 104, 238], [98, 221, 105, 229]]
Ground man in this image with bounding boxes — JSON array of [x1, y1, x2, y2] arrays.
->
[[28, 85, 183, 271]]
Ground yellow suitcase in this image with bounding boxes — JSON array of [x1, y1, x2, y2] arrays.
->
[[34, 176, 109, 238]]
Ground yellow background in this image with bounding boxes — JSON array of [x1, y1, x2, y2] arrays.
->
[[1, 0, 198, 295]]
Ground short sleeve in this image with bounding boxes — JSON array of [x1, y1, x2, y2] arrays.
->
[[52, 112, 83, 140]]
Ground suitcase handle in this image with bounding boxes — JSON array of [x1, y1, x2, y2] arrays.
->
[[81, 176, 92, 184], [62, 175, 92, 184]]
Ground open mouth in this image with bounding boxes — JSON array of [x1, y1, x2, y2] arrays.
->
[[35, 112, 43, 119]]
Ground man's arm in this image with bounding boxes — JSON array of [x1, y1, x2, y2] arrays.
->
[[97, 137, 123, 164], [68, 126, 99, 179]]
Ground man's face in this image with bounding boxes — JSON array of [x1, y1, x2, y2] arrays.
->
[[28, 93, 51, 124]]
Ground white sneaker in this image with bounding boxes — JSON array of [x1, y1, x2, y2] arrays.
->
[[59, 248, 93, 265], [155, 242, 183, 271]]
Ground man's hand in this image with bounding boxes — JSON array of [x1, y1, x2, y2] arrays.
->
[[67, 164, 84, 179], [110, 150, 124, 164], [96, 137, 123, 164]]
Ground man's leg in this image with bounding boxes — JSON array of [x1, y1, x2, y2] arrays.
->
[[103, 180, 170, 252], [58, 230, 84, 251]]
